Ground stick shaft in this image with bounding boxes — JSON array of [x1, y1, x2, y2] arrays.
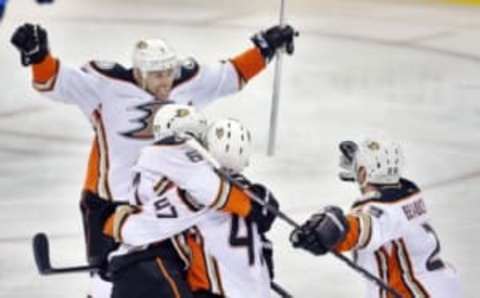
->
[[271, 281, 293, 298], [267, 54, 283, 156], [267, 0, 287, 156], [44, 265, 98, 274]]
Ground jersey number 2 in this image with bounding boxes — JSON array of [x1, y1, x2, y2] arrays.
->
[[422, 223, 445, 271]]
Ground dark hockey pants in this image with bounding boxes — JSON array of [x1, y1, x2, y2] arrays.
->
[[110, 241, 194, 298]]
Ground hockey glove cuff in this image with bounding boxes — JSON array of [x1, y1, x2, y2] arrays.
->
[[248, 183, 279, 234]]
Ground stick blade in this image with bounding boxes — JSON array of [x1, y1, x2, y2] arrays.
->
[[32, 233, 52, 274]]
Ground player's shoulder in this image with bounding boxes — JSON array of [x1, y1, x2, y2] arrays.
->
[[83, 60, 136, 84], [138, 136, 188, 163], [352, 179, 424, 220], [352, 179, 420, 208], [172, 57, 200, 88]]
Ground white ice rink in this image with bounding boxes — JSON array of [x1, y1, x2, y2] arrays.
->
[[1, 0, 479, 296]]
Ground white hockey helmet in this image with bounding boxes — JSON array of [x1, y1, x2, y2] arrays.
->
[[354, 138, 404, 185], [132, 39, 180, 75], [204, 119, 253, 173], [152, 103, 207, 141]]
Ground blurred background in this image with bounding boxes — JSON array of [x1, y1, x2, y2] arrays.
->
[[1, 0, 479, 297]]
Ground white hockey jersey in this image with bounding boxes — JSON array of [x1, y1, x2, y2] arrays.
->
[[109, 138, 271, 298], [31, 48, 266, 201], [186, 214, 272, 298], [336, 179, 461, 298]]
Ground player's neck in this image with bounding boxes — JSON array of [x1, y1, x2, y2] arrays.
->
[[360, 184, 377, 195]]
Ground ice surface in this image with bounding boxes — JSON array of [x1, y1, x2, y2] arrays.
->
[[1, 0, 479, 296]]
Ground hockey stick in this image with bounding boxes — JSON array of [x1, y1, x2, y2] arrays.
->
[[33, 232, 293, 297], [33, 233, 99, 275], [267, 0, 286, 156], [186, 138, 402, 298], [271, 281, 293, 298]]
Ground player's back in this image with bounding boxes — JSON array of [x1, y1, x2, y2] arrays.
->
[[187, 212, 271, 298], [115, 136, 222, 247], [352, 179, 461, 298]]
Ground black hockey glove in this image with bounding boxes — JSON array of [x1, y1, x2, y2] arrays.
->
[[251, 24, 298, 62], [261, 234, 274, 279], [80, 192, 124, 269], [247, 183, 279, 234], [339, 140, 358, 182], [11, 23, 50, 66], [290, 206, 348, 256]]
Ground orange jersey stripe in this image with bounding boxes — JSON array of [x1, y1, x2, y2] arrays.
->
[[84, 110, 112, 199], [32, 54, 58, 83], [384, 244, 415, 298], [84, 136, 100, 194], [219, 184, 252, 217], [397, 240, 430, 297], [186, 232, 212, 292], [32, 55, 59, 92], [102, 214, 114, 237], [230, 47, 266, 83], [155, 257, 182, 298], [336, 215, 360, 252]]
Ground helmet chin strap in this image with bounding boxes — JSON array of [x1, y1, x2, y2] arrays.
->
[[356, 166, 369, 191], [133, 68, 148, 90]]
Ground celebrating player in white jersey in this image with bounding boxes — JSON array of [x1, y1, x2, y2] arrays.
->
[[11, 23, 297, 297], [102, 105, 278, 298], [186, 118, 277, 298], [290, 138, 461, 298]]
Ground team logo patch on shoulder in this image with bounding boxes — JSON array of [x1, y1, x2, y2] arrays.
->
[[367, 205, 384, 218]]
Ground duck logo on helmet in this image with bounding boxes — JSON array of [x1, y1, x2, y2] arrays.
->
[[367, 141, 380, 151], [176, 109, 190, 118], [136, 40, 148, 49]]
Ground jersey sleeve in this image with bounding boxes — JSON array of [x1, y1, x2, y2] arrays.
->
[[31, 55, 104, 116], [137, 144, 252, 217], [182, 47, 266, 109], [117, 206, 206, 246], [336, 203, 405, 252]]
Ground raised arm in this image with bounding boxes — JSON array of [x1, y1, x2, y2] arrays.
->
[[11, 23, 104, 116]]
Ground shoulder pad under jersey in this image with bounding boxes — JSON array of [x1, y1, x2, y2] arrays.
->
[[87, 60, 136, 84], [154, 136, 188, 146], [351, 178, 420, 209], [376, 178, 420, 202], [173, 57, 200, 88]]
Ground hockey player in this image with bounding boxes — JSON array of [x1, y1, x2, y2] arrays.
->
[[187, 118, 277, 298], [101, 104, 278, 298], [10, 22, 297, 297], [290, 138, 461, 298]]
